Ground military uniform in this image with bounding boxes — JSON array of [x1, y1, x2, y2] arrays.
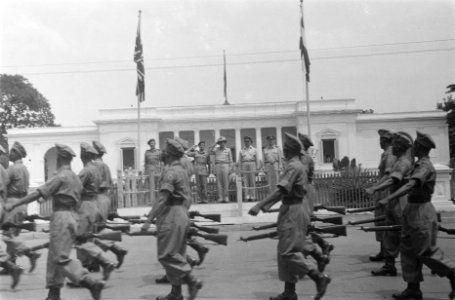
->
[[263, 142, 282, 193], [239, 143, 257, 201], [144, 148, 162, 175], [187, 147, 209, 203], [211, 137, 233, 203]]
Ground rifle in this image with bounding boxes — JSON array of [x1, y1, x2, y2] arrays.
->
[[239, 231, 278, 242], [252, 223, 277, 231], [188, 227, 227, 245], [191, 223, 220, 234], [312, 215, 343, 225], [29, 242, 50, 251], [438, 225, 455, 235], [24, 214, 50, 222], [348, 215, 386, 225], [347, 206, 375, 213], [96, 223, 131, 233], [128, 230, 158, 236], [313, 204, 346, 215], [360, 225, 402, 232], [188, 211, 221, 222], [107, 212, 143, 221], [76, 231, 122, 243], [309, 224, 347, 237], [1, 222, 36, 232]]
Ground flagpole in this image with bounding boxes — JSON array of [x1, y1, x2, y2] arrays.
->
[[223, 49, 230, 105], [300, 0, 311, 137], [136, 10, 142, 172]]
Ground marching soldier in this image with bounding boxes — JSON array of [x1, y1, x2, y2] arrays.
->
[[210, 136, 233, 203], [249, 133, 331, 300], [4, 144, 105, 300], [2, 142, 41, 273], [369, 129, 397, 262], [144, 138, 162, 175], [92, 141, 128, 269], [141, 138, 203, 300], [376, 132, 455, 300], [262, 136, 282, 193], [365, 131, 413, 276], [239, 136, 257, 201], [187, 141, 210, 203]]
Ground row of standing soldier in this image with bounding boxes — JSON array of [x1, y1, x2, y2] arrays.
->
[[364, 129, 455, 300]]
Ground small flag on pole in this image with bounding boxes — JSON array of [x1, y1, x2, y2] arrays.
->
[[299, 0, 310, 82], [134, 11, 145, 102], [223, 49, 229, 105]]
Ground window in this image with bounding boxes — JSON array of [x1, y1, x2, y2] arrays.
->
[[240, 128, 256, 146], [316, 128, 340, 165], [220, 129, 236, 162], [322, 139, 336, 163], [122, 147, 136, 171], [281, 126, 297, 147], [159, 131, 174, 149], [199, 130, 215, 147], [179, 131, 195, 147]]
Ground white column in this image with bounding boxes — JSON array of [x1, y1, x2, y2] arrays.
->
[[174, 131, 178, 139], [235, 128, 241, 162], [194, 130, 200, 146], [215, 128, 220, 140], [277, 127, 283, 148], [255, 127, 262, 162]]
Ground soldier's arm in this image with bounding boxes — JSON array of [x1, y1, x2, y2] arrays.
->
[[377, 179, 417, 207], [147, 190, 170, 221], [249, 189, 282, 215], [366, 177, 395, 195], [5, 190, 41, 211]]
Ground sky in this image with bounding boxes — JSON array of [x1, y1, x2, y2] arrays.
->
[[1, 0, 454, 126]]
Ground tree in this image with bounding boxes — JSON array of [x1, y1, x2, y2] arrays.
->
[[0, 74, 57, 149], [437, 84, 455, 159]]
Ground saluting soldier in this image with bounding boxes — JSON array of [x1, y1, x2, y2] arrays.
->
[[368, 129, 397, 262], [263, 136, 282, 193], [210, 136, 233, 203], [2, 142, 41, 273], [92, 141, 128, 269], [366, 131, 413, 276], [141, 138, 203, 300], [4, 144, 105, 300], [144, 138, 162, 175], [187, 141, 210, 203], [376, 132, 455, 300], [239, 136, 257, 201], [75, 142, 115, 280], [249, 133, 331, 300]]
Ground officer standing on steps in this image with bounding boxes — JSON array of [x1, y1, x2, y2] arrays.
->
[[144, 138, 162, 175], [187, 141, 210, 203], [239, 136, 257, 201], [210, 136, 233, 203], [365, 131, 413, 277], [262, 136, 282, 194], [4, 144, 105, 300], [249, 133, 331, 300], [141, 138, 203, 300], [376, 131, 455, 300], [369, 129, 396, 262]]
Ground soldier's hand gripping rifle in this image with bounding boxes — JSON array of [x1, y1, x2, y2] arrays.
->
[[76, 231, 122, 243], [188, 211, 221, 222], [107, 212, 144, 222], [187, 227, 227, 246], [346, 206, 376, 213], [313, 204, 346, 215], [1, 222, 36, 232], [348, 215, 386, 225], [96, 223, 131, 233], [312, 215, 343, 225], [24, 214, 51, 222]]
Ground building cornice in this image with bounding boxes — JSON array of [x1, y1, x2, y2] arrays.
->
[[8, 126, 98, 138], [356, 110, 445, 123]]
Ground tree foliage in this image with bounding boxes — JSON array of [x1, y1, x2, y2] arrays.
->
[[0, 74, 57, 147]]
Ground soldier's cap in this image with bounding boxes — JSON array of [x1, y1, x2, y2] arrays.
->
[[198, 141, 205, 146], [393, 131, 413, 148], [165, 138, 185, 157], [11, 141, 27, 158], [415, 131, 436, 149], [147, 138, 155, 145], [266, 135, 275, 140], [243, 136, 252, 142], [217, 136, 227, 144], [92, 141, 107, 154], [284, 132, 302, 153], [174, 136, 190, 150], [297, 133, 313, 147], [55, 143, 76, 158], [378, 129, 393, 140], [80, 142, 99, 155], [0, 145, 7, 154]]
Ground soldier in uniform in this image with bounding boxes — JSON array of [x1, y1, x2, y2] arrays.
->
[[365, 131, 413, 276], [92, 141, 128, 269], [210, 136, 233, 203], [4, 144, 105, 300], [187, 141, 209, 203], [141, 138, 203, 300], [75, 142, 115, 281], [249, 133, 331, 300], [144, 138, 162, 175], [239, 136, 257, 201], [2, 142, 41, 273], [368, 129, 397, 262], [376, 132, 455, 300], [263, 136, 282, 194]]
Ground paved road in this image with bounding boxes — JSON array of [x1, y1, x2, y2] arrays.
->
[[1, 222, 454, 300]]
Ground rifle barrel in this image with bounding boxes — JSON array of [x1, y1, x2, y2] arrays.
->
[[348, 215, 386, 225], [347, 206, 375, 213]]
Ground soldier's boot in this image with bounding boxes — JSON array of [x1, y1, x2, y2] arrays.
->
[[0, 260, 24, 289], [109, 244, 128, 269], [392, 283, 422, 300], [188, 240, 209, 266], [308, 270, 331, 300], [371, 257, 397, 276], [80, 276, 105, 300], [312, 233, 334, 258], [156, 285, 184, 300], [155, 274, 170, 284], [22, 249, 41, 273], [45, 287, 61, 300], [186, 256, 198, 268], [448, 271, 455, 299], [369, 243, 385, 262], [184, 273, 203, 300], [310, 249, 330, 272], [269, 282, 298, 300], [97, 256, 115, 281]]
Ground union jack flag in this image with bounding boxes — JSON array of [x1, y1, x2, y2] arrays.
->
[[134, 12, 145, 102]]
